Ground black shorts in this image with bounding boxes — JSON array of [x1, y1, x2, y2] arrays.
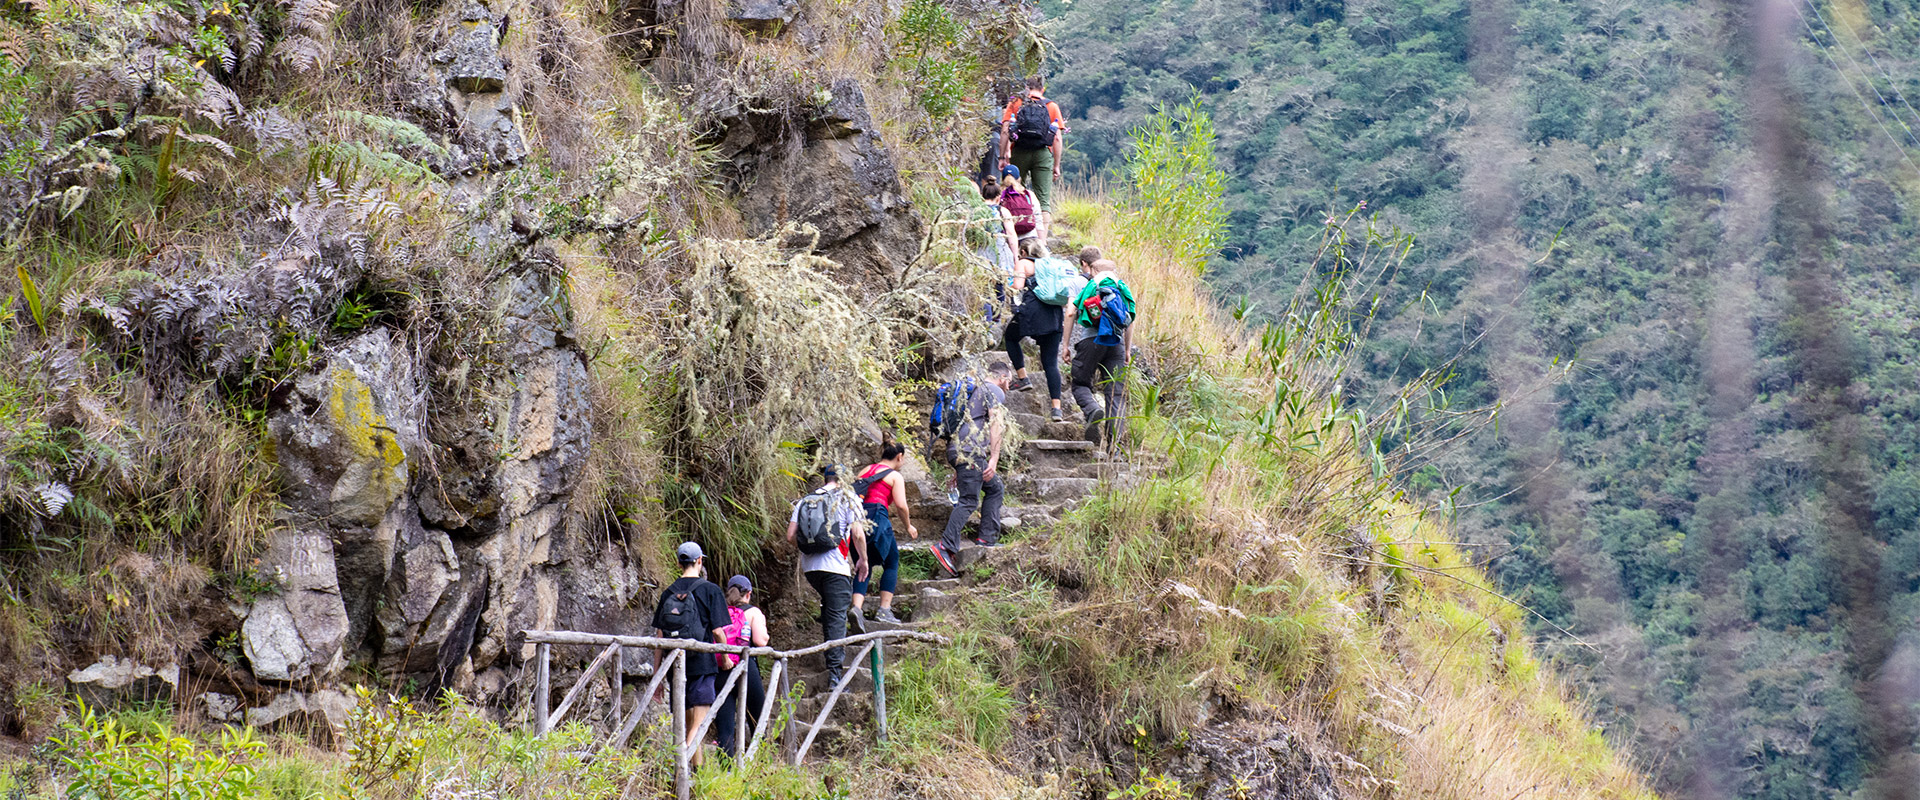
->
[[687, 673, 717, 707]]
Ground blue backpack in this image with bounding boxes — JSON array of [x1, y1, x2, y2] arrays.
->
[[1093, 288, 1133, 346], [929, 378, 977, 440]]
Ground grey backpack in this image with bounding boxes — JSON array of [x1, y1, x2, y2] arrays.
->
[[794, 489, 840, 555]]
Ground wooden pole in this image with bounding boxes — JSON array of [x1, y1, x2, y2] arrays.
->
[[609, 649, 679, 750], [781, 658, 795, 761], [610, 643, 622, 731], [549, 642, 620, 728], [871, 641, 887, 743], [734, 657, 749, 760], [534, 643, 551, 736], [795, 640, 876, 765], [672, 654, 689, 800], [745, 658, 784, 762]]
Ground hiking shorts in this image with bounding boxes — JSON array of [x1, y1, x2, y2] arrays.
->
[[687, 673, 717, 707]]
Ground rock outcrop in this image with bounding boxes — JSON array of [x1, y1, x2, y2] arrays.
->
[[67, 656, 180, 707], [717, 78, 925, 284]]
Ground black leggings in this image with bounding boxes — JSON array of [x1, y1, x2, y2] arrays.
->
[[1004, 326, 1063, 400]]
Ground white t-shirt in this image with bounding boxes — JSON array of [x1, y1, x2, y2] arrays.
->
[[791, 485, 862, 576]]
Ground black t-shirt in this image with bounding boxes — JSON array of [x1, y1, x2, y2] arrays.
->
[[651, 576, 730, 677]]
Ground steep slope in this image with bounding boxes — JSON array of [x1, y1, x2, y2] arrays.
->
[[1, 1, 1651, 797], [1039, 0, 1920, 796]]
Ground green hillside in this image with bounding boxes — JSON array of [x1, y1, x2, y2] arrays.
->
[[1039, 0, 1920, 796]]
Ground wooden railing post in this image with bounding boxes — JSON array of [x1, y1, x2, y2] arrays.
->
[[534, 642, 551, 735], [871, 641, 887, 743], [609, 643, 622, 730], [672, 655, 689, 800], [745, 657, 784, 761], [734, 658, 749, 759]]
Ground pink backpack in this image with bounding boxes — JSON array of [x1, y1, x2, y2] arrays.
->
[[1000, 187, 1037, 235], [716, 606, 750, 669]]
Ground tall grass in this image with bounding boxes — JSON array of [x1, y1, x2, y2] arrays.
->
[[1013, 101, 1655, 797]]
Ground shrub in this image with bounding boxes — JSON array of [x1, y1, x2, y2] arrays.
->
[[52, 701, 265, 800]]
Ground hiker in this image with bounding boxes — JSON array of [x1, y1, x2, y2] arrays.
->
[[1005, 240, 1073, 422], [851, 443, 918, 624], [1071, 259, 1136, 446], [976, 115, 1004, 187], [651, 541, 732, 767], [998, 164, 1044, 244], [1078, 246, 1102, 273], [785, 465, 869, 686], [932, 362, 1011, 576], [712, 574, 769, 756], [973, 179, 1019, 279], [999, 75, 1064, 223]]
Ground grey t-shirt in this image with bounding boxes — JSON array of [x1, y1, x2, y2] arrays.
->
[[953, 382, 1007, 464]]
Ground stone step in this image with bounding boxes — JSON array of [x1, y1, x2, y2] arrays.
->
[[897, 540, 993, 575], [909, 586, 960, 620], [789, 665, 872, 695], [1034, 477, 1098, 505], [905, 577, 963, 594], [1023, 438, 1097, 470], [1004, 388, 1051, 417], [794, 690, 872, 726]]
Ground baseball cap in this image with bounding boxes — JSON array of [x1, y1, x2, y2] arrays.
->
[[676, 541, 704, 564], [821, 464, 841, 480], [1001, 164, 1021, 179], [727, 575, 754, 593]]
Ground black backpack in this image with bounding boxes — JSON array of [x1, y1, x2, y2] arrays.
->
[[1011, 98, 1055, 152], [658, 587, 703, 641], [852, 466, 893, 499]]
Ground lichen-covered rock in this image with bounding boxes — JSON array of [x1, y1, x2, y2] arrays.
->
[[445, 2, 508, 93], [243, 527, 351, 682], [721, 78, 925, 284], [67, 656, 179, 706], [245, 689, 356, 737], [269, 329, 422, 528], [1168, 721, 1343, 800], [417, 0, 528, 175], [728, 0, 797, 34]]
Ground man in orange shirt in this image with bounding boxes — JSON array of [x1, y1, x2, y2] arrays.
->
[[1000, 75, 1064, 225]]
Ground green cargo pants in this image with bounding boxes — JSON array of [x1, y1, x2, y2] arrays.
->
[[1009, 147, 1056, 214]]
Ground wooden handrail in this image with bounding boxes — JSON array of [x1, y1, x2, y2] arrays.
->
[[522, 628, 948, 656]]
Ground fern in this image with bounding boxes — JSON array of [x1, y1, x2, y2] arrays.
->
[[31, 481, 71, 518]]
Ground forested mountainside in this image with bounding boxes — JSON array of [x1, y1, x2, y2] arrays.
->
[[1039, 0, 1920, 796], [0, 0, 1654, 798]]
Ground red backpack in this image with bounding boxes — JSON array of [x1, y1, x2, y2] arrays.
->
[[1000, 186, 1037, 235], [716, 606, 750, 669]]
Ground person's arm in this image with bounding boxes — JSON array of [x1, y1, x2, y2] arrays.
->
[[998, 206, 1018, 251], [886, 471, 915, 537], [983, 405, 1005, 482], [747, 608, 770, 647], [784, 518, 798, 546], [1013, 258, 1033, 294]]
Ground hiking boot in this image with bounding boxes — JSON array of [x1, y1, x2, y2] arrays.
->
[[930, 542, 957, 576], [847, 606, 867, 634], [874, 607, 903, 625], [1049, 406, 1064, 422], [1082, 405, 1106, 445], [1010, 376, 1035, 392]]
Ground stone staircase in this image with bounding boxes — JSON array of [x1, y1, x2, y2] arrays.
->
[[778, 359, 1144, 758]]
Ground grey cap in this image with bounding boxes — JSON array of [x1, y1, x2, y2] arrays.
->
[[727, 575, 753, 593], [676, 541, 704, 564]]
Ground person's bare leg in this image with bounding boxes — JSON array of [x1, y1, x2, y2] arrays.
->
[[685, 705, 710, 767], [851, 592, 865, 612], [878, 589, 895, 611]]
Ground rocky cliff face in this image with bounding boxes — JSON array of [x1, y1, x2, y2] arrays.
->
[[172, 0, 929, 728]]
